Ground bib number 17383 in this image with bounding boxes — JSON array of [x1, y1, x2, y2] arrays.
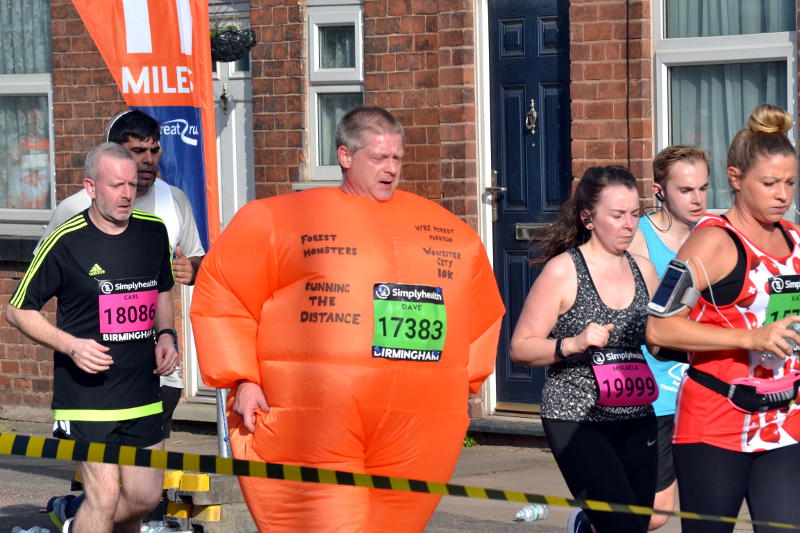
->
[[372, 283, 447, 362]]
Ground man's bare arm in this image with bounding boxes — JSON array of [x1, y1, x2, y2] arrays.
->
[[6, 306, 112, 373], [153, 290, 179, 375], [172, 246, 204, 285]]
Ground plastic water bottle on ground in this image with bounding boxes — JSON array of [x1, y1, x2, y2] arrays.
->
[[515, 503, 550, 521], [140, 522, 173, 533], [140, 521, 193, 533]]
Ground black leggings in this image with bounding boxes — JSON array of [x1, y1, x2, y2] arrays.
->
[[543, 416, 657, 533], [674, 442, 800, 533]]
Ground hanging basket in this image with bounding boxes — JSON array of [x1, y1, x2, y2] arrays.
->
[[210, 29, 256, 62]]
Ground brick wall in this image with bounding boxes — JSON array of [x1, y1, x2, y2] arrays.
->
[[569, 0, 653, 189], [363, 0, 479, 226], [47, 0, 482, 213], [51, 0, 126, 202], [0, 1, 122, 417], [437, 3, 478, 225], [0, 260, 187, 420], [245, 0, 480, 224], [250, 0, 305, 198], [0, 265, 55, 414], [0, 2, 196, 418], [0, 0, 482, 417], [2, 0, 483, 417]]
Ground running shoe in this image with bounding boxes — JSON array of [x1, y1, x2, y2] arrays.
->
[[567, 508, 592, 533], [45, 495, 76, 531]]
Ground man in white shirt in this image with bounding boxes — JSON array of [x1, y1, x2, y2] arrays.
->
[[39, 110, 204, 286]]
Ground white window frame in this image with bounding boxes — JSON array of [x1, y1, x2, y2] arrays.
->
[[308, 6, 363, 84], [306, 3, 364, 182], [0, 73, 55, 237], [652, 0, 798, 212], [308, 85, 364, 181]]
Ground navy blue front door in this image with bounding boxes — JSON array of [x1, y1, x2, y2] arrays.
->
[[490, 0, 571, 408]]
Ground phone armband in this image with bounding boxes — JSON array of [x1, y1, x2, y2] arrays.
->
[[647, 259, 700, 318]]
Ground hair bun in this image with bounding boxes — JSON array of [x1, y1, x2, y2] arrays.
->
[[748, 103, 792, 134]]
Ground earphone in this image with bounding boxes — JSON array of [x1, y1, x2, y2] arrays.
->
[[105, 110, 132, 142], [582, 214, 592, 226], [648, 188, 672, 232]]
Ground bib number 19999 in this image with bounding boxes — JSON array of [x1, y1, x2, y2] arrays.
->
[[590, 348, 658, 407]]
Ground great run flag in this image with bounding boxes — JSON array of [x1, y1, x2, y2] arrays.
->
[[71, 0, 219, 249]]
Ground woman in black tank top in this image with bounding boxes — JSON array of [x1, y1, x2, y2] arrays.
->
[[511, 166, 661, 533]]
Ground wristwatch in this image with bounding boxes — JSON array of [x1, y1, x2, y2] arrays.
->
[[554, 338, 567, 360], [156, 328, 178, 344]]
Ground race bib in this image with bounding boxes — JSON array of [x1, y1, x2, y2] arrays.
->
[[97, 278, 158, 342], [590, 348, 658, 407], [372, 283, 446, 362], [765, 275, 800, 324]]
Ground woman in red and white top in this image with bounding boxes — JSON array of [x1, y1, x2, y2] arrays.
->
[[647, 103, 800, 532]]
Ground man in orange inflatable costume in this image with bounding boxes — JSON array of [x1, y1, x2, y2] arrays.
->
[[190, 106, 504, 532]]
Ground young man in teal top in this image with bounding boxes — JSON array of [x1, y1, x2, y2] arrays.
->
[[629, 145, 709, 530]]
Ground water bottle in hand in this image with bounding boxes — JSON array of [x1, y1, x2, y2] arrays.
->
[[760, 321, 800, 369], [515, 503, 550, 521]]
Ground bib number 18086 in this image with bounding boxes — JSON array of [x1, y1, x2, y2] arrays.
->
[[98, 289, 158, 335], [103, 303, 156, 326]]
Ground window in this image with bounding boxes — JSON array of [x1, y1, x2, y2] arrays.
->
[[0, 0, 54, 236], [653, 0, 797, 210], [307, 2, 364, 181]]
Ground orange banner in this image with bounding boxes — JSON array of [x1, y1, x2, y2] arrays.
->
[[71, 0, 219, 247]]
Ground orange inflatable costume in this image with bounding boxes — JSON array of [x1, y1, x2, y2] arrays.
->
[[191, 187, 504, 532]]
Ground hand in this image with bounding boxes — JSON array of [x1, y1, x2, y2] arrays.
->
[[750, 316, 800, 359], [68, 338, 113, 374], [570, 323, 615, 354], [154, 335, 180, 376], [233, 381, 269, 433], [172, 246, 194, 285]]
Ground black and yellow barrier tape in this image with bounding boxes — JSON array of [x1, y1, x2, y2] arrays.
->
[[2, 432, 798, 529]]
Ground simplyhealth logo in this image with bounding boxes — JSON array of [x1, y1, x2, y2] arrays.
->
[[375, 284, 391, 299], [162, 119, 199, 147]]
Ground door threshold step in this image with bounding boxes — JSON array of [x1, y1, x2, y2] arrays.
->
[[469, 414, 546, 438]]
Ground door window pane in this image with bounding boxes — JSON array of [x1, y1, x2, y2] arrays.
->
[[0, 95, 51, 209], [319, 25, 355, 69], [318, 92, 363, 166], [669, 61, 787, 209], [234, 55, 250, 73], [666, 0, 795, 38]]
